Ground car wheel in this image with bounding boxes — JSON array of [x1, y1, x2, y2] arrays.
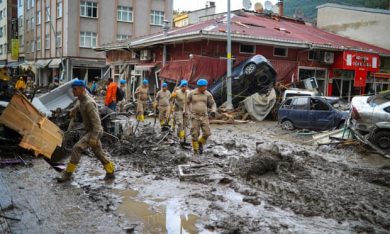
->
[[372, 130, 390, 152], [243, 63, 256, 75], [282, 119, 295, 131]]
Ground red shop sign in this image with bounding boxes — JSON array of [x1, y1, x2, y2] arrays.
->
[[335, 51, 380, 72]]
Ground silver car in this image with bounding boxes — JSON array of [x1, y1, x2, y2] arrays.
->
[[350, 91, 390, 133]]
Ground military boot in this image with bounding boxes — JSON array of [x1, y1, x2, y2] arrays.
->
[[198, 136, 207, 155], [104, 161, 115, 180], [192, 140, 199, 154], [56, 163, 77, 183]]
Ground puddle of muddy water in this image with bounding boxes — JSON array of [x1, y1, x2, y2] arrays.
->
[[116, 189, 199, 234]]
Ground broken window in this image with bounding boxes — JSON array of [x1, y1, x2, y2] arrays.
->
[[310, 98, 330, 111]]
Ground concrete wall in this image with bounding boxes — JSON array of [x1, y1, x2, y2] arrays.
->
[[317, 5, 390, 50], [188, 6, 215, 25]]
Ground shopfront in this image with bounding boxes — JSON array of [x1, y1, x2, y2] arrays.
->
[[329, 51, 380, 101]]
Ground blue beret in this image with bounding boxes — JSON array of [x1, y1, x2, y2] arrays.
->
[[120, 79, 126, 84], [162, 82, 168, 87], [71, 79, 86, 87], [143, 80, 149, 85]]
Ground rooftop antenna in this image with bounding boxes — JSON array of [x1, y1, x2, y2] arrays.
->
[[264, 0, 273, 13], [254, 2, 263, 13], [242, 0, 252, 10]]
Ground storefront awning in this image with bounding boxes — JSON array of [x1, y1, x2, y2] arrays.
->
[[35, 59, 52, 69], [49, 58, 64, 68], [71, 58, 106, 68], [374, 72, 390, 79], [7, 61, 22, 68], [135, 62, 160, 71]]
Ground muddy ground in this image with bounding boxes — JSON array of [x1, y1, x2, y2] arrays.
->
[[1, 120, 390, 233]]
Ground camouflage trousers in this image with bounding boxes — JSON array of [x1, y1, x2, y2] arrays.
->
[[190, 114, 211, 140], [69, 132, 110, 166]]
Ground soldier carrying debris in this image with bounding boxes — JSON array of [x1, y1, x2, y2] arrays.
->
[[134, 79, 149, 122], [154, 82, 171, 127], [57, 79, 115, 182], [170, 80, 190, 144], [188, 79, 217, 154]]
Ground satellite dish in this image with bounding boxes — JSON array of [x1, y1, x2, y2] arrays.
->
[[272, 5, 279, 14], [242, 0, 252, 10], [264, 0, 273, 11], [254, 2, 263, 13]]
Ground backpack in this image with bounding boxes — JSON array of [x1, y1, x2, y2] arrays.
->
[[116, 86, 125, 101]]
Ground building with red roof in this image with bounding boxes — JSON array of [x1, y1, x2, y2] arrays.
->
[[99, 9, 390, 100]]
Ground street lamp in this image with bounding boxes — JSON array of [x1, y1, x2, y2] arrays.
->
[[226, 0, 233, 110]]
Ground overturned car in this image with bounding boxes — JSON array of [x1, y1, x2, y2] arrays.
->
[[209, 55, 276, 107]]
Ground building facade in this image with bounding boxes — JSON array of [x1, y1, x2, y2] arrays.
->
[[23, 0, 173, 86], [173, 1, 215, 28], [102, 10, 390, 101], [0, 0, 18, 67], [317, 3, 390, 94]]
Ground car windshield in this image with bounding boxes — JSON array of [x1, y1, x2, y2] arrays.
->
[[285, 93, 311, 99], [368, 93, 390, 106]]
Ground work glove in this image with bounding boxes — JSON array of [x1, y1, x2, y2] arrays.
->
[[89, 138, 98, 147], [210, 112, 216, 118], [171, 92, 177, 98], [153, 102, 157, 109]]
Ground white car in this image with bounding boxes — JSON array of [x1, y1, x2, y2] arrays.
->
[[350, 91, 390, 133]]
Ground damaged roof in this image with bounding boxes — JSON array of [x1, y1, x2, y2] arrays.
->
[[129, 11, 390, 56]]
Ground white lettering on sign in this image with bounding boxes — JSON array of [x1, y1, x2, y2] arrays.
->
[[372, 57, 377, 68], [346, 54, 352, 66]]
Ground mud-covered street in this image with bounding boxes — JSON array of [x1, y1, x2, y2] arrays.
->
[[1, 120, 389, 233]]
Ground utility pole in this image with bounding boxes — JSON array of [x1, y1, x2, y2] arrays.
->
[[226, 0, 233, 110]]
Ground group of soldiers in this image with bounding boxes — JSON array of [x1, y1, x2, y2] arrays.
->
[[138, 78, 217, 154], [57, 78, 217, 183]]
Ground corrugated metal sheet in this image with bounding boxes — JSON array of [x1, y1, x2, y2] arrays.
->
[[131, 12, 390, 55]]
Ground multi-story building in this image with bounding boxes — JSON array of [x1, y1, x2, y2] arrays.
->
[[0, 0, 18, 67], [17, 0, 24, 62], [173, 1, 216, 28], [23, 0, 173, 86]]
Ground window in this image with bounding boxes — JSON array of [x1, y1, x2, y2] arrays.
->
[[19, 0, 22, 7], [150, 10, 164, 26], [282, 99, 292, 108], [31, 0, 34, 8], [116, 34, 129, 41], [56, 32, 62, 47], [80, 1, 97, 18], [310, 98, 330, 111], [0, 45, 3, 55], [37, 36, 41, 50], [240, 44, 255, 54], [18, 16, 23, 27], [37, 11, 41, 25], [308, 51, 321, 60], [0, 10, 3, 21], [19, 35, 24, 46], [80, 31, 97, 48], [25, 19, 29, 30], [26, 0, 30, 9], [57, 1, 62, 18], [292, 97, 309, 110], [0, 27, 3, 38], [117, 6, 133, 22], [45, 33, 50, 49], [46, 7, 50, 21], [31, 40, 35, 52], [31, 16, 35, 30], [274, 47, 288, 57]]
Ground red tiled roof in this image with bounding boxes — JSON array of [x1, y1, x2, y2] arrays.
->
[[131, 11, 390, 55]]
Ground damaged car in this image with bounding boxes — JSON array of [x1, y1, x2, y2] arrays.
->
[[278, 96, 348, 131], [209, 55, 276, 107], [350, 91, 390, 152]]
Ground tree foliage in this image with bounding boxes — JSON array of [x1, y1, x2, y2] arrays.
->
[[284, 0, 389, 22]]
